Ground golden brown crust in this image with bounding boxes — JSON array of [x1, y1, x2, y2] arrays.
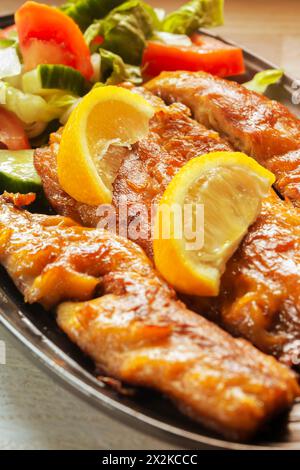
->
[[34, 88, 300, 366], [0, 193, 298, 441], [146, 71, 300, 205], [187, 191, 300, 366]]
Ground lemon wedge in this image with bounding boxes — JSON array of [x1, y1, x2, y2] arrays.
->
[[57, 86, 154, 206], [153, 151, 275, 296]]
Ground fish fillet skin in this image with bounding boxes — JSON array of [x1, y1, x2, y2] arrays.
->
[[0, 193, 298, 440], [146, 71, 300, 206], [34, 88, 300, 366]]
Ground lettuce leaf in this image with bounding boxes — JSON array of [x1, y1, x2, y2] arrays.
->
[[162, 0, 224, 35], [61, 0, 126, 31], [90, 0, 158, 65], [243, 69, 284, 94], [0, 81, 78, 124], [99, 49, 142, 85]]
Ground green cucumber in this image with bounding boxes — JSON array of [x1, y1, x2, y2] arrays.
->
[[0, 150, 42, 194], [22, 65, 89, 97], [61, 0, 126, 31]]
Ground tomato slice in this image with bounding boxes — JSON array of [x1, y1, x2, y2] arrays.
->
[[15, 1, 93, 80], [0, 107, 30, 150], [142, 34, 245, 79]]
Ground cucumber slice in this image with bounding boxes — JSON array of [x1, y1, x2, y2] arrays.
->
[[0, 150, 42, 194], [61, 0, 126, 31], [22, 65, 89, 96]]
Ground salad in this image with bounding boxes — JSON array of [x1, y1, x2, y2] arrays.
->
[[0, 0, 282, 175]]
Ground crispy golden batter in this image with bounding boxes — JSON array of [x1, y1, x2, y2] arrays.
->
[[146, 71, 300, 205], [0, 192, 298, 441], [34, 89, 300, 366], [35, 92, 231, 257]]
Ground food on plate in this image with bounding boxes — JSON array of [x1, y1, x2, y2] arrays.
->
[[0, 0, 300, 445], [153, 151, 275, 296], [57, 86, 154, 205], [146, 71, 300, 205], [34, 86, 300, 367], [0, 192, 298, 441], [0, 0, 230, 149], [142, 34, 245, 78]]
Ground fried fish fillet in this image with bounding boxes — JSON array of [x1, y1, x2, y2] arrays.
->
[[34, 89, 300, 366], [146, 71, 300, 206], [35, 91, 231, 258], [0, 192, 298, 441]]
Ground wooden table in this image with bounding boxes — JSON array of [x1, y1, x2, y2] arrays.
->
[[0, 0, 299, 451]]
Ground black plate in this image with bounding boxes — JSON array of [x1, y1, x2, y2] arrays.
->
[[1, 15, 300, 449]]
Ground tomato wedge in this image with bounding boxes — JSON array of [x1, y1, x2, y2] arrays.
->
[[142, 34, 245, 78], [0, 107, 30, 150], [15, 1, 93, 80]]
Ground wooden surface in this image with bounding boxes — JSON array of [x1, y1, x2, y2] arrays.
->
[[0, 0, 300, 451]]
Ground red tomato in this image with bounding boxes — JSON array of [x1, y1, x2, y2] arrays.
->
[[0, 107, 30, 150], [142, 34, 245, 79], [15, 1, 93, 80]]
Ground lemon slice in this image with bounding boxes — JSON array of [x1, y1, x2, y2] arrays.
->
[[57, 86, 154, 205], [153, 151, 275, 296]]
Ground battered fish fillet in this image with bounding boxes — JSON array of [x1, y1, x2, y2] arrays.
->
[[35, 91, 231, 258], [146, 71, 300, 206], [0, 192, 298, 441], [34, 89, 300, 366]]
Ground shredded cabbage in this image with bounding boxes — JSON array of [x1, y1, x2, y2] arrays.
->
[[243, 69, 284, 94], [0, 47, 21, 80], [0, 81, 78, 124]]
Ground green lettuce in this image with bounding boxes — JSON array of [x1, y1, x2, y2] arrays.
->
[[99, 49, 142, 85], [0, 81, 78, 124], [243, 69, 284, 94], [61, 0, 126, 31], [87, 0, 158, 65], [162, 0, 224, 35]]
